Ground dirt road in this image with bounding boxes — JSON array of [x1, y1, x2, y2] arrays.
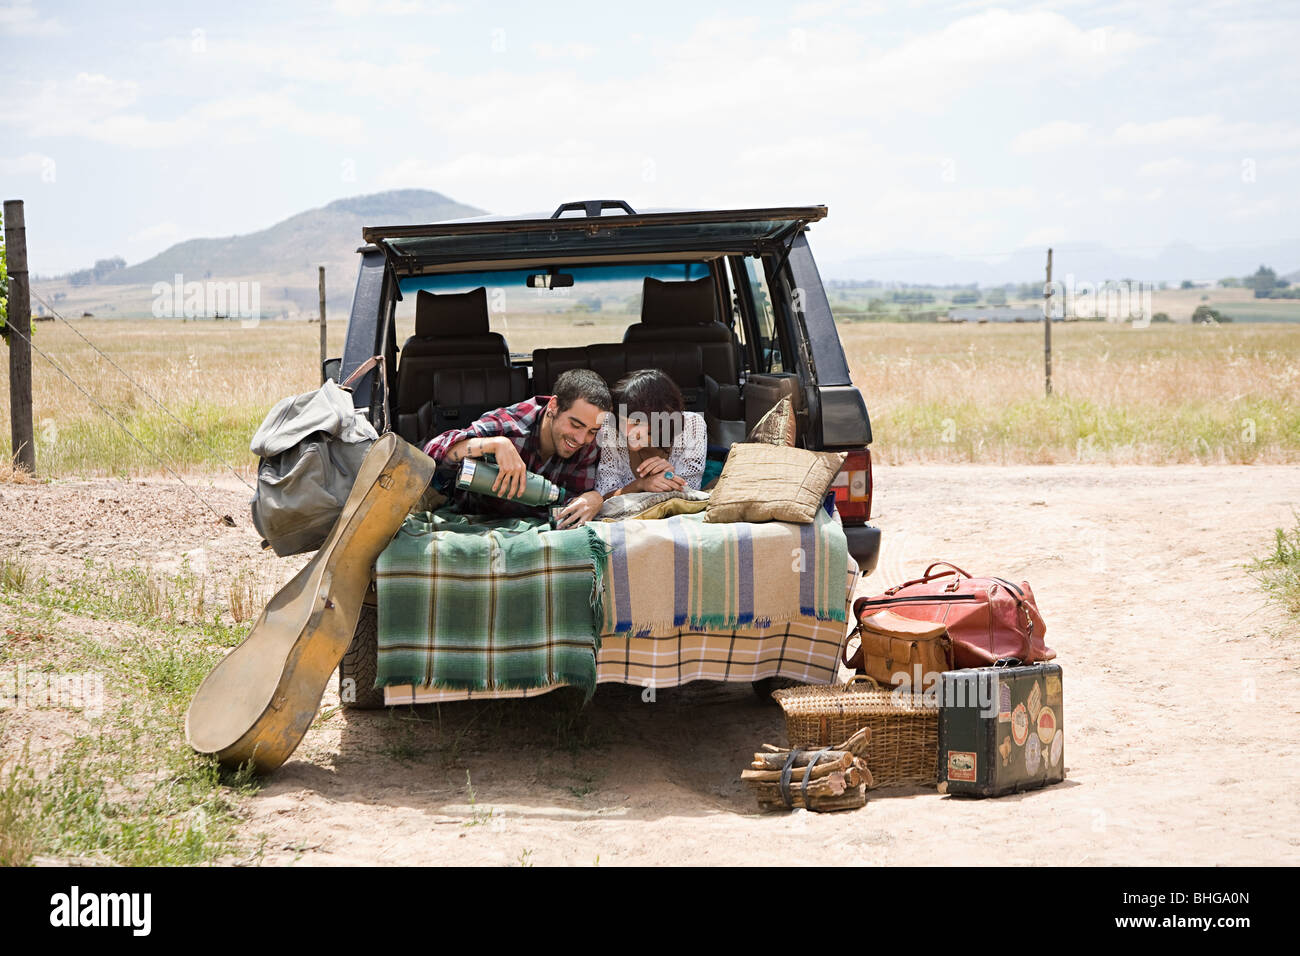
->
[[5, 464, 1298, 865]]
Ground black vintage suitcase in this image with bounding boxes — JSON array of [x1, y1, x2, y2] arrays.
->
[[938, 662, 1064, 798]]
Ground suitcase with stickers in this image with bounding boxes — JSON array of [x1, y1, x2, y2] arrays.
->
[[937, 661, 1065, 798]]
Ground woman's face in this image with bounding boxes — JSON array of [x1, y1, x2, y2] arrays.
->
[[622, 415, 651, 450]]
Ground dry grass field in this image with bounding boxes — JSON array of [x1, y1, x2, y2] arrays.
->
[[3, 316, 1298, 476], [840, 320, 1300, 464]]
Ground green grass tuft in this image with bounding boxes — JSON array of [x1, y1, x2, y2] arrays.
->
[[1248, 512, 1300, 619]]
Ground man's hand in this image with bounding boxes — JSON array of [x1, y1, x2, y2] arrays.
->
[[489, 438, 528, 499], [555, 490, 604, 529]]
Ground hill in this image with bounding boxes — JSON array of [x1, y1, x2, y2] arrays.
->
[[32, 189, 485, 319], [101, 189, 484, 285]]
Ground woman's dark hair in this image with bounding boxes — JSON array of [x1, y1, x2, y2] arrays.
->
[[612, 368, 684, 448]]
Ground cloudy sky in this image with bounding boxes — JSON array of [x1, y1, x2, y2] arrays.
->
[[2, 0, 1298, 279]]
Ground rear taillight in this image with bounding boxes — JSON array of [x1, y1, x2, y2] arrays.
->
[[831, 447, 873, 523]]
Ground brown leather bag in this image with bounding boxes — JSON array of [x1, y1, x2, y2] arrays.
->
[[853, 561, 1052, 669], [843, 609, 953, 688]]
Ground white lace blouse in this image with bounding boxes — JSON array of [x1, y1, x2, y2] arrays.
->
[[595, 410, 707, 497]]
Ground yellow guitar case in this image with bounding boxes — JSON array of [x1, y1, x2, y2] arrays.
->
[[186, 432, 433, 773]]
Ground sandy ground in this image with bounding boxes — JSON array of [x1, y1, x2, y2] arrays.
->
[[4, 463, 1299, 866]]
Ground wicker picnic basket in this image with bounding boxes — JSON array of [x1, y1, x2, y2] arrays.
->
[[772, 676, 939, 788]]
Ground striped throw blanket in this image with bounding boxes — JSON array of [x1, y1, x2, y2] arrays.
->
[[589, 505, 849, 635], [375, 511, 610, 699]]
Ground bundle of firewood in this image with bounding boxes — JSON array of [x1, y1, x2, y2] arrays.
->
[[742, 727, 873, 812]]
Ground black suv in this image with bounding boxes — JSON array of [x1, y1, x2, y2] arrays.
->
[[332, 198, 880, 570], [330, 200, 881, 707]]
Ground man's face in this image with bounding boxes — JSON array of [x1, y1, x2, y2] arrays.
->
[[546, 397, 606, 458]]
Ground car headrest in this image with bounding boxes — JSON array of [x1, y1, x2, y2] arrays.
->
[[415, 287, 490, 338], [640, 276, 717, 326]]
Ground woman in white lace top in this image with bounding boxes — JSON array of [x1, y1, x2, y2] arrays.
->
[[596, 368, 707, 498]]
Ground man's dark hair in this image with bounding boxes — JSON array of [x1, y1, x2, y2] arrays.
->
[[553, 368, 613, 413], [612, 368, 684, 447]]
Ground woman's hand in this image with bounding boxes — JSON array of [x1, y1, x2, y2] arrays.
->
[[640, 471, 686, 493], [556, 490, 604, 529], [635, 455, 672, 479], [489, 438, 528, 499]]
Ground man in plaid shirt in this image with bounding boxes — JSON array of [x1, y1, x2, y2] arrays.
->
[[423, 368, 612, 526]]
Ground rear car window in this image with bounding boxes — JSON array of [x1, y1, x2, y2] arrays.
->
[[397, 262, 712, 357]]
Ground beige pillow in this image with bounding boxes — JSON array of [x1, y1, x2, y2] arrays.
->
[[747, 397, 796, 446], [705, 443, 847, 524]]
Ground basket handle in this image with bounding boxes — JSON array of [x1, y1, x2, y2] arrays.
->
[[847, 674, 882, 691]]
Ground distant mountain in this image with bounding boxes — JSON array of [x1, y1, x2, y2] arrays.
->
[[824, 239, 1300, 287], [101, 189, 484, 285]]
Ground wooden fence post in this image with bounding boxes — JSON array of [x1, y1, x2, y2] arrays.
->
[[318, 266, 327, 384], [4, 199, 35, 474], [1044, 247, 1054, 398]]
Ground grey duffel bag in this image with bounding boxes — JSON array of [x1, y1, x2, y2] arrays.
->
[[249, 370, 383, 557]]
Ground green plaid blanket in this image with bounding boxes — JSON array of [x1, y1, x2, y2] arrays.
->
[[589, 505, 849, 634], [375, 510, 610, 699]]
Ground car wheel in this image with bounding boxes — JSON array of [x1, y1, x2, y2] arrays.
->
[[751, 676, 802, 703], [339, 605, 385, 710]]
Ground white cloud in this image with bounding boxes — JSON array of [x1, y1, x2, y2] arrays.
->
[[0, 0, 61, 36], [860, 8, 1146, 107], [332, 0, 455, 15], [196, 93, 364, 143], [0, 151, 54, 175], [1137, 157, 1195, 177], [530, 41, 597, 60], [1012, 121, 1091, 153], [1225, 196, 1281, 221], [0, 72, 363, 147], [1113, 115, 1300, 151]]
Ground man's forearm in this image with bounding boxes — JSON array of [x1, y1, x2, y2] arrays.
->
[[444, 434, 500, 465]]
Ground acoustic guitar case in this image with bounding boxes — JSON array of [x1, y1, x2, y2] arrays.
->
[[186, 432, 434, 773]]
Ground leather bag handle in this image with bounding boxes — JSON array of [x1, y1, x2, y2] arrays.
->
[[881, 560, 973, 596], [921, 560, 973, 580]]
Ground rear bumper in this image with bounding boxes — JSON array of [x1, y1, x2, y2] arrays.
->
[[844, 523, 882, 576]]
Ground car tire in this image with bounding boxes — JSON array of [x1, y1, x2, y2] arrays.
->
[[751, 676, 802, 703], [339, 605, 385, 710]]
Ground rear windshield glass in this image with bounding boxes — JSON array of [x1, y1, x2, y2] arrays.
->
[[397, 262, 711, 357]]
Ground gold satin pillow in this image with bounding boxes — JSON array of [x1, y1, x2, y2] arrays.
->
[[747, 397, 796, 446], [705, 443, 846, 524]]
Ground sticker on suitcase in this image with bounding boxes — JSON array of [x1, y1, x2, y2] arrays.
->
[[1025, 734, 1042, 775], [947, 751, 977, 782], [1027, 681, 1043, 720], [998, 682, 1012, 721], [1050, 729, 1063, 767], [1046, 673, 1062, 703], [1011, 703, 1029, 745], [1037, 706, 1057, 744], [999, 737, 1012, 767]]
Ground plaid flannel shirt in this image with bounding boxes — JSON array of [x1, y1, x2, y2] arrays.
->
[[422, 395, 600, 518]]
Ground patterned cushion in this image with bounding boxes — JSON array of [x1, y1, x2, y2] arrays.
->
[[747, 396, 796, 446], [597, 489, 710, 521], [705, 443, 846, 524]]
